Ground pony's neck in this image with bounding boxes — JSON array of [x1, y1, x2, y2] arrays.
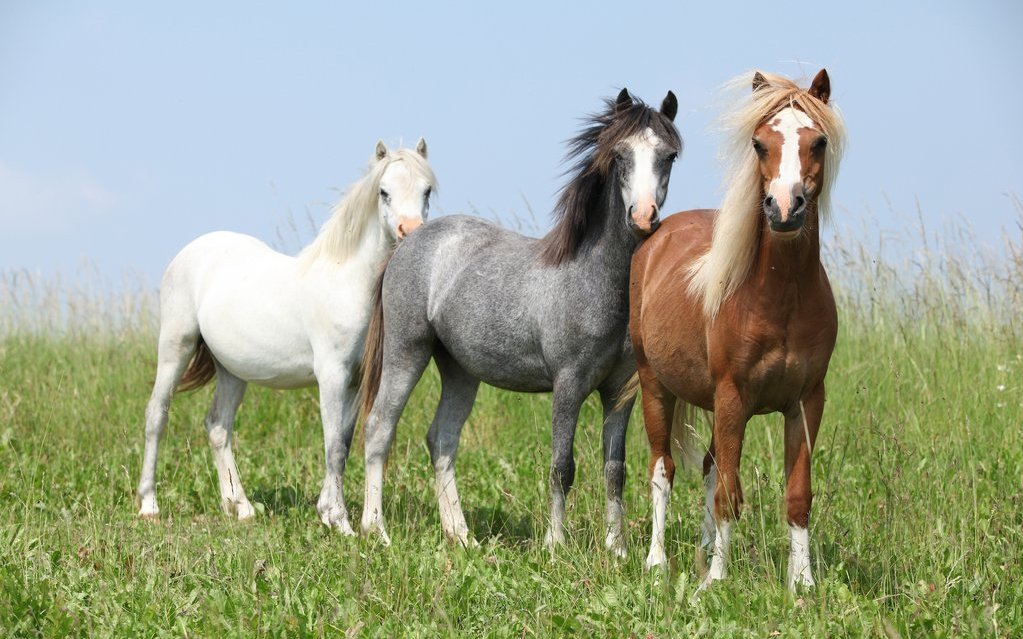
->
[[303, 207, 392, 273], [348, 215, 392, 268], [585, 176, 639, 275], [751, 204, 822, 287]]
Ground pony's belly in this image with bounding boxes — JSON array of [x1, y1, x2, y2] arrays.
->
[[204, 338, 317, 389], [450, 344, 553, 393], [642, 337, 715, 409]]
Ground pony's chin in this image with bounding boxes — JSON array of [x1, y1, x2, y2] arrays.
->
[[628, 220, 661, 239], [768, 224, 803, 240]]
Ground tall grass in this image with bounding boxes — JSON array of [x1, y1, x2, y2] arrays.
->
[[0, 210, 1020, 637]]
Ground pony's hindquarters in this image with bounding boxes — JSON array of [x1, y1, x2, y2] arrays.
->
[[359, 244, 436, 542]]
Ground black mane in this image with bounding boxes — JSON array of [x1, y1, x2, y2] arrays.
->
[[538, 93, 681, 266]]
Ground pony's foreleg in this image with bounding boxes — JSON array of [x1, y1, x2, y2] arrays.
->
[[204, 368, 253, 520], [598, 381, 635, 559], [636, 373, 677, 570], [137, 331, 197, 518], [316, 371, 357, 535], [545, 380, 587, 550], [426, 354, 480, 547], [699, 383, 747, 592], [784, 383, 824, 591]]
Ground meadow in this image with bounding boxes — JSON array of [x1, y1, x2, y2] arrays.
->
[[1, 215, 1021, 637]]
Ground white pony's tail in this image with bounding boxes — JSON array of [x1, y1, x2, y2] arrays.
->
[[671, 400, 707, 473]]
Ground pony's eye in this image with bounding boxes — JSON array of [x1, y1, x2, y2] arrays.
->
[[751, 139, 766, 156], [812, 137, 828, 152], [379, 189, 390, 202], [424, 187, 432, 200], [667, 152, 678, 163]]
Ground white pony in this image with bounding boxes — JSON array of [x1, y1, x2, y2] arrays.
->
[[137, 139, 436, 534]]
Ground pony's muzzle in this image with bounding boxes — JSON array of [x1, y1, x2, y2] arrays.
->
[[764, 194, 806, 236], [396, 217, 423, 240], [628, 202, 661, 237]]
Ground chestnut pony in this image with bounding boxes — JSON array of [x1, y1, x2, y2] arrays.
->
[[626, 70, 845, 591]]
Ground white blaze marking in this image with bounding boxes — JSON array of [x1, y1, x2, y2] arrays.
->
[[625, 127, 662, 215], [768, 107, 814, 218]]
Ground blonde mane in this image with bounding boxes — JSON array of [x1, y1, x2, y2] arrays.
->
[[687, 71, 847, 318], [299, 148, 436, 266]]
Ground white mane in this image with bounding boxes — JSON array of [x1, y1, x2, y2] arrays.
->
[[687, 71, 847, 319], [299, 148, 437, 266]]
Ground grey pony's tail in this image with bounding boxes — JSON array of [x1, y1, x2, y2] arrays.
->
[[177, 337, 217, 392], [614, 372, 705, 473], [358, 254, 391, 422]]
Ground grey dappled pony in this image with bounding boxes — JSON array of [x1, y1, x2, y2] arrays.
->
[[360, 90, 680, 555]]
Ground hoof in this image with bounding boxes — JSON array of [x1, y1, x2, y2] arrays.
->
[[449, 529, 480, 549], [787, 568, 816, 592], [605, 529, 627, 559], [319, 506, 356, 536], [644, 549, 668, 572], [543, 528, 565, 550], [362, 520, 391, 546], [235, 501, 256, 521], [137, 494, 160, 520]]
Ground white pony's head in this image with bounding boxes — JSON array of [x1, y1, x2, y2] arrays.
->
[[374, 138, 434, 241]]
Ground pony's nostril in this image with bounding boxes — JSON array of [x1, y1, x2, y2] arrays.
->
[[397, 224, 406, 238], [764, 195, 775, 209], [793, 195, 806, 211]]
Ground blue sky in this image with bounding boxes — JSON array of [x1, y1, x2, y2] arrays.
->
[[2, 1, 1021, 284]]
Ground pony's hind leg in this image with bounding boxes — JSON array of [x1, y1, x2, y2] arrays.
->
[[361, 345, 433, 544], [598, 377, 635, 559], [315, 368, 358, 535], [636, 371, 678, 570], [204, 366, 253, 520], [698, 436, 718, 571], [699, 383, 747, 592], [426, 352, 480, 547], [784, 383, 824, 591], [137, 325, 199, 518]]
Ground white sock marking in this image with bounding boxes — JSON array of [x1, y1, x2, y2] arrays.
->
[[644, 457, 671, 570]]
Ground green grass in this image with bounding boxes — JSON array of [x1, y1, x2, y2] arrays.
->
[[1, 220, 1021, 637]]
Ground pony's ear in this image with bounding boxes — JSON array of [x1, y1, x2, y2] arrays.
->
[[615, 88, 632, 114], [808, 68, 831, 104], [660, 91, 678, 122], [415, 137, 428, 159], [752, 71, 769, 93], [375, 140, 389, 161]]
